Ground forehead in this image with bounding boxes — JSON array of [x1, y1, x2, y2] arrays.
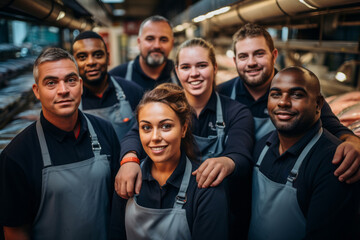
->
[[140, 21, 173, 38], [73, 38, 106, 52], [235, 36, 271, 53], [139, 102, 178, 120], [271, 71, 308, 90], [38, 59, 78, 80], [178, 46, 210, 63]]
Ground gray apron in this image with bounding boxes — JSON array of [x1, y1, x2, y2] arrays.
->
[[125, 60, 178, 84], [248, 128, 323, 240], [231, 79, 275, 141], [124, 157, 192, 240], [80, 76, 135, 141], [32, 116, 111, 240], [193, 92, 226, 162]]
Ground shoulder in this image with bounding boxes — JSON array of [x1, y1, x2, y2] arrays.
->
[[218, 93, 252, 120], [83, 112, 117, 138], [217, 77, 238, 95], [109, 62, 129, 77]]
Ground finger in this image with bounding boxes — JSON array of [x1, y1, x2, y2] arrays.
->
[[332, 143, 345, 165], [135, 171, 142, 194], [195, 161, 209, 184], [192, 169, 198, 176], [119, 180, 129, 199], [126, 177, 135, 198], [338, 157, 360, 182], [346, 168, 360, 184], [197, 165, 215, 188], [334, 150, 357, 177], [201, 167, 221, 188], [210, 170, 227, 187]]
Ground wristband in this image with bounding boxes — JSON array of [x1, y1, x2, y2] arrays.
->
[[120, 157, 140, 166]]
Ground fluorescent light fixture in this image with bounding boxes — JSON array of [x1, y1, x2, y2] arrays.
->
[[192, 6, 231, 23], [335, 72, 347, 82], [299, 0, 317, 9], [102, 0, 124, 3], [174, 25, 185, 32], [113, 9, 126, 16]]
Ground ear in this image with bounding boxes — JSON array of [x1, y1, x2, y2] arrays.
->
[[79, 77, 83, 95], [316, 95, 324, 114], [214, 63, 218, 76], [272, 48, 278, 63], [137, 36, 141, 47], [32, 83, 40, 100], [181, 121, 188, 138]]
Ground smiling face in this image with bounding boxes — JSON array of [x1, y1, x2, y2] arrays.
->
[[176, 46, 217, 98], [137, 21, 174, 68], [32, 59, 83, 123], [234, 36, 277, 90], [72, 38, 109, 86], [138, 102, 187, 166], [268, 69, 323, 137]]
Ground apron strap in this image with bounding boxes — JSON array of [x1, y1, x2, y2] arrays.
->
[[173, 157, 192, 209], [36, 120, 52, 167], [286, 128, 323, 184], [125, 60, 134, 81], [170, 70, 178, 85], [215, 92, 226, 134], [230, 78, 239, 100], [84, 115, 102, 155], [256, 144, 269, 167], [110, 76, 126, 101]]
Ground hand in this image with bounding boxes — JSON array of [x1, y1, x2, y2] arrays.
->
[[333, 135, 360, 184], [192, 156, 235, 188], [114, 153, 142, 199]]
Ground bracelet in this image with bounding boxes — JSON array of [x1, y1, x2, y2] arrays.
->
[[120, 157, 140, 166]]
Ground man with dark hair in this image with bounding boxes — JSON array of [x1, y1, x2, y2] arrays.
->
[[249, 66, 358, 239], [73, 31, 144, 141], [0, 47, 120, 239], [218, 22, 360, 183], [109, 15, 179, 91]]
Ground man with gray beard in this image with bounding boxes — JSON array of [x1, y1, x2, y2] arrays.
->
[[109, 15, 179, 91]]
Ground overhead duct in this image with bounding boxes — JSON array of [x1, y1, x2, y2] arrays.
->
[[0, 0, 93, 31]]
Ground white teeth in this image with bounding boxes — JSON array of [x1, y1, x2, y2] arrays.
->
[[151, 147, 165, 151], [190, 81, 201, 85]]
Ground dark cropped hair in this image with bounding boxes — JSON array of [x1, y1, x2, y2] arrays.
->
[[72, 31, 108, 53], [136, 83, 197, 161], [33, 47, 78, 83], [233, 23, 275, 54]]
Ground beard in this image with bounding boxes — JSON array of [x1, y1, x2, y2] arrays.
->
[[82, 71, 107, 86], [144, 50, 166, 67], [238, 66, 273, 88]]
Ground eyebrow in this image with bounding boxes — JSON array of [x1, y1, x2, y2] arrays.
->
[[42, 72, 79, 81], [139, 119, 174, 124], [270, 86, 307, 92]]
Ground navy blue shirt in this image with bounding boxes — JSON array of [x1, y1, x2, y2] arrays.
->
[[0, 111, 120, 226], [253, 121, 359, 239], [109, 56, 179, 91], [81, 74, 144, 111], [217, 74, 354, 138], [120, 91, 254, 179], [109, 152, 228, 240]]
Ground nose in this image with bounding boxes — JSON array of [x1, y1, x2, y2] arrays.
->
[[247, 55, 257, 66], [153, 39, 161, 49], [57, 80, 69, 95], [278, 94, 291, 108], [151, 128, 162, 141], [190, 66, 199, 77], [86, 55, 96, 66]]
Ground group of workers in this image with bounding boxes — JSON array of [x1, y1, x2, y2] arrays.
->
[[0, 15, 359, 240]]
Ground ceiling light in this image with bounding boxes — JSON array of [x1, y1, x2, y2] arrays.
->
[[56, 11, 65, 21], [113, 9, 126, 16], [335, 72, 347, 82], [299, 0, 317, 9], [102, 0, 124, 3], [192, 6, 231, 23]]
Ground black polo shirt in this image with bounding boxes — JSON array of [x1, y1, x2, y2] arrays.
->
[[217, 73, 354, 138], [81, 74, 144, 111], [253, 121, 359, 239], [109, 56, 179, 91], [0, 111, 120, 227], [120, 91, 254, 179], [109, 152, 228, 240]]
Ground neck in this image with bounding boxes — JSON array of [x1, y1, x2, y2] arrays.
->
[[43, 110, 79, 132], [277, 133, 305, 155], [84, 75, 109, 96], [185, 89, 212, 118], [139, 57, 166, 80], [151, 155, 181, 186]]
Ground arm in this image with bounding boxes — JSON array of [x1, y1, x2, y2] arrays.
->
[[320, 101, 360, 183], [3, 226, 31, 240], [115, 123, 143, 199], [109, 192, 127, 240], [193, 99, 254, 188]]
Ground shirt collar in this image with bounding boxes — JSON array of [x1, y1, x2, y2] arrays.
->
[[266, 120, 322, 156], [39, 110, 89, 143], [197, 91, 217, 117], [141, 151, 187, 189]]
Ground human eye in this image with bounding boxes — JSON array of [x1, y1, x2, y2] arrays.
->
[[145, 36, 154, 41], [45, 80, 56, 88], [180, 65, 190, 70], [238, 54, 247, 60], [291, 91, 305, 99], [76, 54, 87, 61], [270, 91, 281, 98], [94, 51, 104, 58], [160, 37, 169, 43], [161, 123, 172, 131], [67, 77, 78, 86], [255, 51, 265, 57], [140, 124, 152, 132], [198, 63, 208, 68]]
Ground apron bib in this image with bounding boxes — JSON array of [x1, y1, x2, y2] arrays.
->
[[80, 76, 135, 141], [125, 157, 192, 240], [248, 128, 323, 240], [194, 92, 226, 162], [32, 116, 111, 240]]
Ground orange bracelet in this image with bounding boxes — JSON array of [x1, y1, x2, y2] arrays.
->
[[120, 157, 140, 166]]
